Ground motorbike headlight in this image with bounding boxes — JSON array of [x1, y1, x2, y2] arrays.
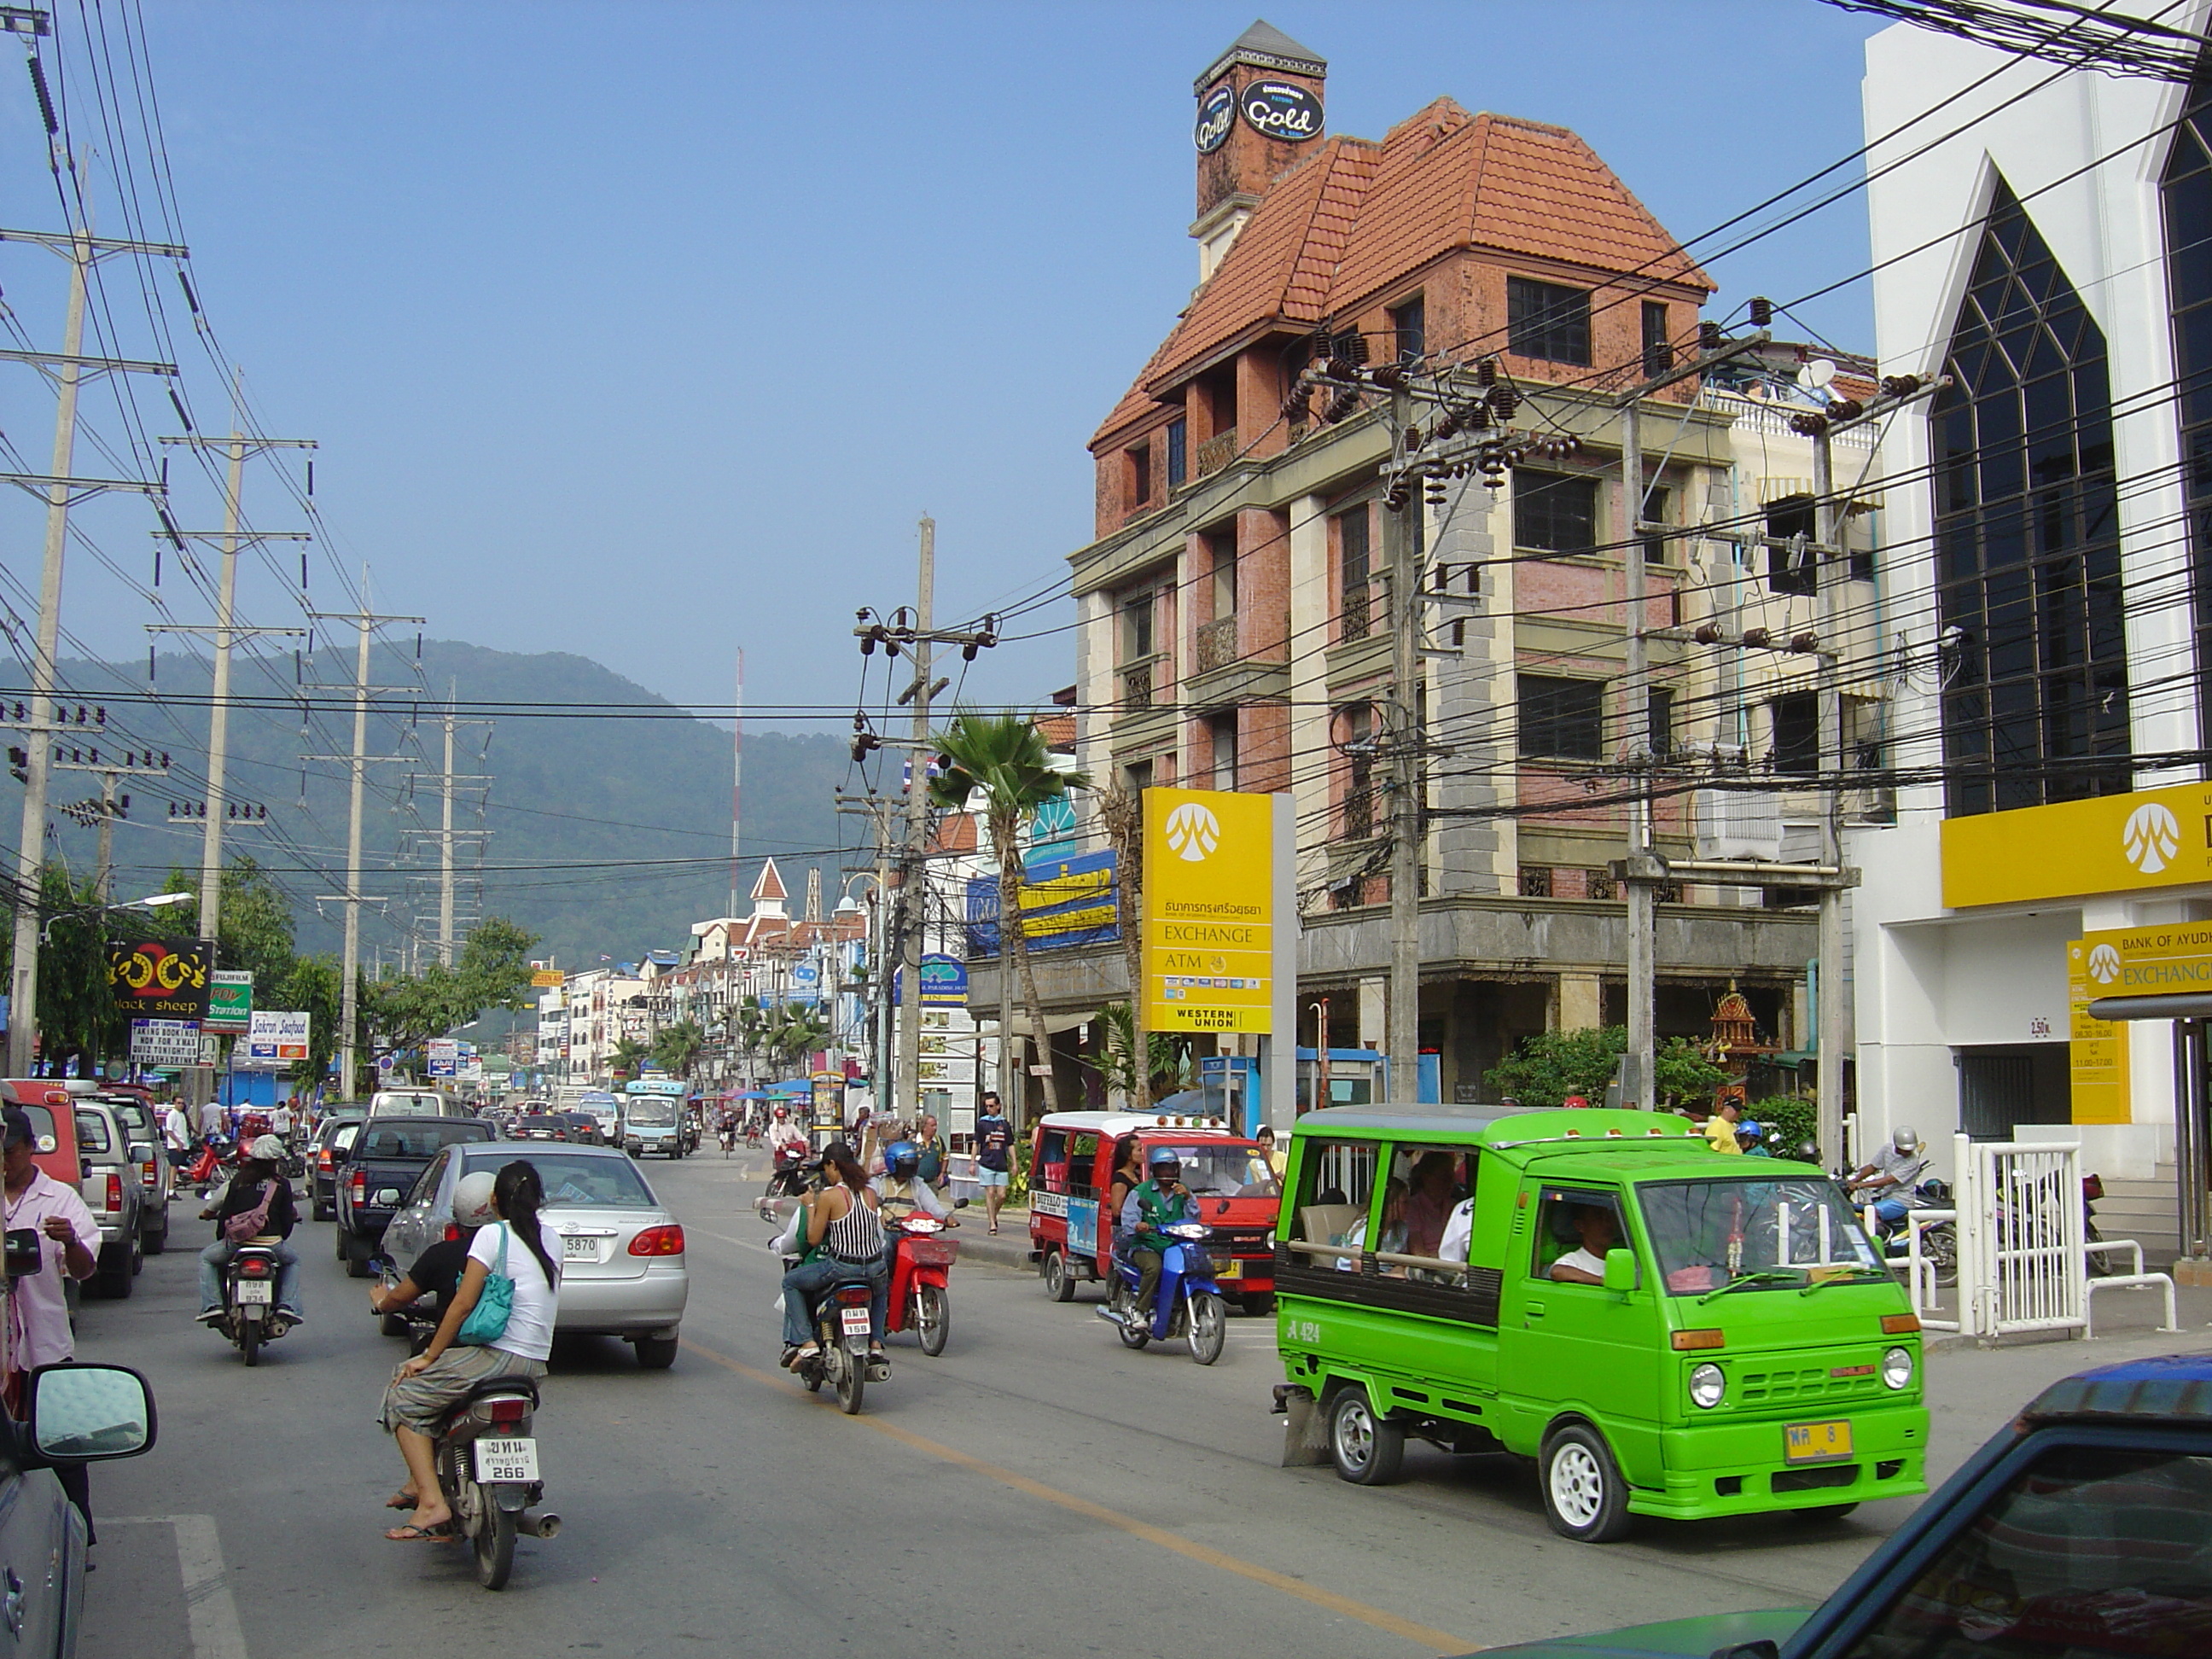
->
[[1689, 1361, 1726, 1409], [1882, 1346, 1914, 1390]]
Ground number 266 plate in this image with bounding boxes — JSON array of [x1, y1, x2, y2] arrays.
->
[[474, 1436, 539, 1482]]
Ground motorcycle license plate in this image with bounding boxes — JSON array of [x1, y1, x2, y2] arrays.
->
[[474, 1436, 539, 1482], [1785, 1420, 1853, 1463], [234, 1279, 273, 1304], [840, 1305, 871, 1336]]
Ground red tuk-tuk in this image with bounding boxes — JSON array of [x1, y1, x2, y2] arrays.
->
[[0, 1080, 81, 1186], [1027, 1111, 1281, 1313]]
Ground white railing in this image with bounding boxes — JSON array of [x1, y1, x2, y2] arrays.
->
[[1950, 1135, 2086, 1341], [2081, 1237, 2180, 1338]]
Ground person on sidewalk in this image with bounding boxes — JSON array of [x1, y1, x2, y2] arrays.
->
[[975, 1092, 1014, 1235], [2, 1106, 99, 1540]]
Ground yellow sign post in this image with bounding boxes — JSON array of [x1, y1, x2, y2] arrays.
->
[[1142, 787, 1275, 1034], [2066, 933, 2131, 1124], [1942, 780, 2212, 908]]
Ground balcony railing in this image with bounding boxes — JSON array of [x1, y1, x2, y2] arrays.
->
[[1194, 428, 1238, 479], [1340, 583, 1371, 642], [1342, 785, 1375, 840], [1195, 615, 1238, 673], [1120, 663, 1154, 712]]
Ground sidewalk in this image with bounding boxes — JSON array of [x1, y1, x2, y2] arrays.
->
[[949, 1201, 1033, 1272]]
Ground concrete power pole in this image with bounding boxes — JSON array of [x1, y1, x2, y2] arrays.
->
[[896, 515, 936, 1126], [2, 210, 180, 1075], [1812, 428, 1848, 1168], [306, 579, 425, 1097], [425, 692, 492, 968], [1621, 395, 1656, 1110], [1384, 390, 1423, 1104]]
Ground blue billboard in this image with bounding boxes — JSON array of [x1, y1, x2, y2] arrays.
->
[[964, 848, 1118, 958]]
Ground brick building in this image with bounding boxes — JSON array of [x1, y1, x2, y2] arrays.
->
[[977, 22, 1887, 1107]]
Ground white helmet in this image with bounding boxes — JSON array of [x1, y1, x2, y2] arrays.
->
[[247, 1134, 287, 1163], [451, 1171, 498, 1229], [1893, 1126, 1920, 1153]]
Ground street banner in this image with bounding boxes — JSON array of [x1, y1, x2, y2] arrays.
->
[[531, 969, 564, 988], [129, 1018, 201, 1068], [205, 970, 253, 1031], [427, 1039, 459, 1079], [963, 848, 1118, 956], [1142, 788, 1276, 1034], [919, 953, 968, 1006], [105, 937, 213, 1021], [246, 1010, 311, 1068]]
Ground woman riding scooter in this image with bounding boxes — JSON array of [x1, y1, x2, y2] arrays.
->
[[777, 1141, 886, 1371]]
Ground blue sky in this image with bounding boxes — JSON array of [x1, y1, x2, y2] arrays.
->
[[2, 2, 1889, 722]]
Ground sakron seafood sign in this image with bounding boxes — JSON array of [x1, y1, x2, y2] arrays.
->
[[105, 937, 212, 1021]]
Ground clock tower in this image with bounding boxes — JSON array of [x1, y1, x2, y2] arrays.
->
[[1191, 20, 1326, 282]]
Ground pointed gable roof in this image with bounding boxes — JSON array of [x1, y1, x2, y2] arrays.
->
[[751, 859, 788, 903], [1196, 19, 1326, 89]]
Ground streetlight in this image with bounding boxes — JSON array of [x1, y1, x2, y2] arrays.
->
[[40, 890, 192, 945]]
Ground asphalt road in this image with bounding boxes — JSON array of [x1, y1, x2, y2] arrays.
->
[[73, 1150, 2212, 1659]]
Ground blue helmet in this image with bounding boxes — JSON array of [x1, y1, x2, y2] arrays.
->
[[1148, 1145, 1181, 1168], [883, 1139, 919, 1181], [1737, 1120, 1763, 1139]]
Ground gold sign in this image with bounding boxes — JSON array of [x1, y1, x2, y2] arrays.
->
[[2066, 934, 2130, 1124], [1142, 787, 1273, 1034], [1941, 781, 2212, 908]]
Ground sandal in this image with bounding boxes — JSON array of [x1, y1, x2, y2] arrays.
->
[[384, 1492, 416, 1511], [384, 1522, 454, 1542], [786, 1343, 818, 1369]]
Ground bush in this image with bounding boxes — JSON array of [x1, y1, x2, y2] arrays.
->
[[1749, 1095, 1817, 1156], [1483, 1026, 1725, 1112]]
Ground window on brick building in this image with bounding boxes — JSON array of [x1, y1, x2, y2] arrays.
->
[[1337, 504, 1371, 640], [1206, 528, 1237, 617], [1647, 687, 1674, 757], [1639, 484, 1673, 564], [1513, 471, 1598, 554], [1208, 713, 1238, 791], [1769, 691, 1818, 774], [1121, 592, 1154, 661], [1641, 301, 1673, 379], [1339, 704, 1376, 837], [1166, 418, 1188, 488], [1388, 294, 1425, 361], [1518, 675, 1604, 760], [1126, 442, 1152, 509], [1764, 493, 1817, 596], [1508, 276, 1592, 366]]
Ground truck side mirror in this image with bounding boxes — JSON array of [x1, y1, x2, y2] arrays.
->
[[1602, 1248, 1639, 1294]]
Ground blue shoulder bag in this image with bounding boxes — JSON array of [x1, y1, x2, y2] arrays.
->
[[457, 1223, 515, 1346]]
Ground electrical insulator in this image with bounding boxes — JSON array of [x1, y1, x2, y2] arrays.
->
[[1382, 480, 1412, 513], [1462, 399, 1492, 431], [1432, 410, 1458, 441], [1367, 361, 1407, 391], [1699, 321, 1723, 352], [1790, 411, 1829, 437], [1693, 623, 1722, 645], [1281, 387, 1313, 422], [1742, 627, 1772, 649], [1403, 424, 1424, 450], [1878, 374, 1923, 399], [1790, 632, 1820, 655], [1476, 358, 1497, 387], [1827, 397, 1865, 423], [1324, 387, 1361, 423], [1425, 475, 1449, 507], [1749, 297, 1773, 328], [1490, 386, 1519, 421]]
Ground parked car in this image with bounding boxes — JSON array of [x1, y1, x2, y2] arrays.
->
[[70, 1101, 144, 1299], [308, 1117, 363, 1221], [333, 1115, 496, 1275], [381, 1141, 687, 1368], [91, 1093, 170, 1258], [0, 1360, 159, 1656], [1472, 1349, 2212, 1658]]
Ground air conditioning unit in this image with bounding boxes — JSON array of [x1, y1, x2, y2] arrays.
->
[[1693, 789, 1784, 861]]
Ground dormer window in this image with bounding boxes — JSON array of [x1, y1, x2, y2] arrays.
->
[[1388, 294, 1425, 361]]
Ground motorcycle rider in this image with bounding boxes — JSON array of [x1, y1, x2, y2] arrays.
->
[[870, 1138, 957, 1225], [1846, 1126, 1931, 1234], [766, 1104, 807, 1164], [370, 1171, 498, 1321], [195, 1133, 304, 1326], [779, 1141, 888, 1370], [1120, 1147, 1198, 1322]]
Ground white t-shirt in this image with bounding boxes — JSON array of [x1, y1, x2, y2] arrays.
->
[[1551, 1245, 1606, 1281], [469, 1218, 562, 1362]]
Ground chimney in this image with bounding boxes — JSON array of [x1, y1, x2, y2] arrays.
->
[[1192, 20, 1326, 282]]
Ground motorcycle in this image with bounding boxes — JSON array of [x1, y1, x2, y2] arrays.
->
[[882, 1213, 957, 1357], [1097, 1220, 1228, 1365], [215, 1240, 294, 1366], [719, 1121, 739, 1157], [428, 1371, 559, 1589], [1861, 1179, 1958, 1289], [186, 1133, 236, 1197], [783, 1259, 882, 1414]]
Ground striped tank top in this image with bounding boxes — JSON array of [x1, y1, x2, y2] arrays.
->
[[826, 1185, 886, 1262]]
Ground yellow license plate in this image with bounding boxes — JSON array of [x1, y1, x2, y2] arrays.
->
[[1216, 1259, 1242, 1280], [1784, 1420, 1853, 1463]]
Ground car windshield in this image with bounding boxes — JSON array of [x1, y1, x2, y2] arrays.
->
[[626, 1100, 676, 1126], [465, 1150, 657, 1209], [1149, 1142, 1279, 1198], [358, 1122, 487, 1159], [1637, 1175, 1881, 1295]]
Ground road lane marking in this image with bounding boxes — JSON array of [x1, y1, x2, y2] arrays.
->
[[110, 1515, 248, 1659], [677, 1335, 1473, 1654]]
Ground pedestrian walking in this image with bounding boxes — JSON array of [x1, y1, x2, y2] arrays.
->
[[975, 1091, 1014, 1235], [162, 1101, 192, 1168]]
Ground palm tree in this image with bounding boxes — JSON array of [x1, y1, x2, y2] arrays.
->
[[929, 711, 1090, 1121], [608, 1035, 650, 1080], [652, 1016, 707, 1083]]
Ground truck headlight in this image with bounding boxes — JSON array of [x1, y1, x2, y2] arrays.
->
[[1689, 1362, 1726, 1409], [1882, 1347, 1913, 1390]]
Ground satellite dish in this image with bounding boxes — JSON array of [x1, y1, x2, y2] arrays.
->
[[1801, 358, 1837, 390]]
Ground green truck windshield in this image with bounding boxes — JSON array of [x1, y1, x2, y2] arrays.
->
[[1638, 1174, 1880, 1295]]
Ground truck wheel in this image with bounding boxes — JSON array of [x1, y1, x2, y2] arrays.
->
[[143, 1211, 168, 1256], [335, 1225, 349, 1260], [381, 1312, 411, 1338], [1540, 1423, 1633, 1543], [1042, 1249, 1074, 1302], [344, 1235, 371, 1278], [1328, 1385, 1404, 1486], [635, 1335, 678, 1370]]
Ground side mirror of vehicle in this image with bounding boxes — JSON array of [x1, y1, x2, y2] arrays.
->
[[1602, 1248, 1639, 1294], [5, 1227, 42, 1278], [128, 1142, 155, 1166], [374, 1188, 404, 1208], [26, 1362, 157, 1464]]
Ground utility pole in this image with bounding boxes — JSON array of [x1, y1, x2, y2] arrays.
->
[[897, 515, 937, 1127], [0, 212, 180, 1075], [1384, 388, 1423, 1103], [1621, 394, 1656, 1109], [730, 647, 743, 921], [1810, 428, 1847, 1165], [419, 691, 492, 967], [305, 579, 425, 1097], [53, 746, 171, 900]]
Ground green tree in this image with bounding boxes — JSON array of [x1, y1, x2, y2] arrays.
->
[[1484, 1026, 1724, 1112], [276, 953, 341, 1092], [651, 1016, 707, 1081], [360, 917, 540, 1073], [29, 864, 125, 1073], [1089, 1001, 1189, 1108], [928, 711, 1089, 1122], [608, 1036, 650, 1080]]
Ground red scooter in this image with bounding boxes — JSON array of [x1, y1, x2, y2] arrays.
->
[[883, 1214, 957, 1356]]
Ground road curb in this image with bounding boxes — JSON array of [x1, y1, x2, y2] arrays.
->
[[952, 1225, 1036, 1273]]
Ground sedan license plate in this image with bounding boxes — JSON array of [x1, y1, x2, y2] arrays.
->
[[561, 1235, 600, 1260], [234, 1279, 272, 1304], [840, 1305, 871, 1336], [474, 1437, 538, 1483], [1785, 1419, 1853, 1463]]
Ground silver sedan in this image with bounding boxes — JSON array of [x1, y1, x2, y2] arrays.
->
[[378, 1143, 688, 1369]]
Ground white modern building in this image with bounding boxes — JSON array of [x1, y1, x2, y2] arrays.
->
[[1851, 12, 2212, 1255]]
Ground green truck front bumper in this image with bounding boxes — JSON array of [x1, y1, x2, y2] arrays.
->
[[1629, 1399, 1928, 1519]]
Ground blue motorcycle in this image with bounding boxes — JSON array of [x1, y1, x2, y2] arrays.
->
[[1097, 1220, 1227, 1365]]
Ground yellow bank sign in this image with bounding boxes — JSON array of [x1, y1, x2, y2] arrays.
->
[[1143, 787, 1273, 1034], [2065, 933, 2130, 1125], [1941, 780, 2212, 908]]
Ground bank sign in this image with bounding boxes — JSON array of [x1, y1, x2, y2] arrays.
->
[[1142, 788, 1274, 1034], [1942, 780, 2212, 908]]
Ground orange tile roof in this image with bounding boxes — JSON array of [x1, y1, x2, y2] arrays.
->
[[1094, 99, 1713, 449], [1034, 713, 1078, 749]]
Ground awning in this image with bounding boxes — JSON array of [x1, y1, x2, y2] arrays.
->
[[2088, 994, 2212, 1022]]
